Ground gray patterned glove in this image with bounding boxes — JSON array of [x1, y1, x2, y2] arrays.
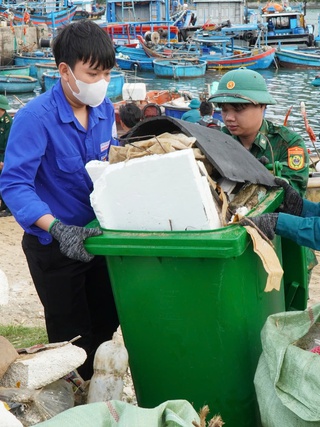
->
[[49, 220, 102, 262], [240, 213, 279, 240], [275, 177, 303, 216]]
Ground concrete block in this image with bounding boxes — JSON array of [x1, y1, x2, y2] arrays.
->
[[90, 149, 222, 231], [0, 337, 19, 379], [0, 343, 86, 389]]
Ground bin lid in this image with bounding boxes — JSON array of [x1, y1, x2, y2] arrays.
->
[[120, 116, 277, 187]]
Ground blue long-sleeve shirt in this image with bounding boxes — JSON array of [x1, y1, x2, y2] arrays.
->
[[276, 199, 320, 250], [0, 80, 118, 244]]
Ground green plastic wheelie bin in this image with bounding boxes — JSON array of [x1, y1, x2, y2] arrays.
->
[[85, 188, 308, 427]]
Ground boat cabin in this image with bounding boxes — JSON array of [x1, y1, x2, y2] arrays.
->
[[252, 10, 314, 47]]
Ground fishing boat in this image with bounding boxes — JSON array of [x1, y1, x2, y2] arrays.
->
[[43, 70, 60, 91], [116, 54, 154, 72], [138, 33, 276, 70], [35, 62, 58, 90], [249, 8, 314, 47], [107, 70, 125, 99], [14, 51, 56, 77], [104, 23, 180, 45], [0, 65, 30, 76], [0, 1, 77, 29], [0, 74, 38, 93], [275, 46, 320, 68], [153, 58, 207, 78], [115, 45, 150, 60], [202, 45, 276, 70]]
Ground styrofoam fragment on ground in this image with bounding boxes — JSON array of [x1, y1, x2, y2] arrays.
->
[[0, 344, 86, 390], [90, 149, 221, 231], [0, 269, 9, 305]]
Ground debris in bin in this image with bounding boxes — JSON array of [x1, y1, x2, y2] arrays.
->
[[242, 225, 283, 292], [89, 149, 222, 232], [192, 405, 225, 427]]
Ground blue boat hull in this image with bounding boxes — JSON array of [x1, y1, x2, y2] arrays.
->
[[107, 71, 125, 99], [116, 57, 154, 72], [0, 5, 77, 28], [0, 76, 38, 93], [276, 48, 320, 68], [14, 54, 56, 78], [153, 59, 207, 78], [43, 71, 60, 91]]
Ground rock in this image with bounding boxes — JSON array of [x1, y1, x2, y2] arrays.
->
[[0, 336, 19, 380]]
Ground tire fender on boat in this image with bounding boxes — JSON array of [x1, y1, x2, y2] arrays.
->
[[131, 62, 141, 72]]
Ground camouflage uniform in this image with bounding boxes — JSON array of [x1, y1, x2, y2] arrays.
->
[[0, 112, 13, 211], [222, 119, 309, 197], [0, 112, 12, 163]]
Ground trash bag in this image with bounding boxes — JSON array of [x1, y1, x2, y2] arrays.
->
[[255, 303, 320, 426], [33, 399, 201, 427], [0, 379, 74, 426]]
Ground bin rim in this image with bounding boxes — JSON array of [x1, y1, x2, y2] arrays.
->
[[85, 188, 283, 258]]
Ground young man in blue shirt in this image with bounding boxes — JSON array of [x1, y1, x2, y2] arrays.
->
[[0, 20, 119, 380]]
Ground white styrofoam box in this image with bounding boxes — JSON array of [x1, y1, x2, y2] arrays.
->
[[85, 160, 110, 183], [122, 83, 147, 101], [90, 149, 222, 231]]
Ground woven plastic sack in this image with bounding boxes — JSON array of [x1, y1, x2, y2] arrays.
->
[[254, 303, 320, 426], [33, 399, 200, 427]]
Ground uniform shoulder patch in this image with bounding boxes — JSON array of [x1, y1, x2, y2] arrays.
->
[[288, 146, 305, 170]]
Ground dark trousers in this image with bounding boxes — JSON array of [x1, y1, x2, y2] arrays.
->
[[22, 233, 119, 380]]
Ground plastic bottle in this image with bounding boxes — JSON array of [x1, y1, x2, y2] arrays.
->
[[87, 334, 129, 403]]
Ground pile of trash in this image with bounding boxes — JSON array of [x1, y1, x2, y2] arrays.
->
[[0, 329, 131, 426]]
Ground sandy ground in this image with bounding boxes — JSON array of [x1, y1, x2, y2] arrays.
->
[[1, 216, 320, 327]]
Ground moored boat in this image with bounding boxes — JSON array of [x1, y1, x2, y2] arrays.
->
[[14, 52, 56, 77], [116, 55, 154, 72], [249, 8, 314, 47], [0, 74, 38, 93], [0, 2, 77, 28], [43, 70, 60, 91], [202, 45, 276, 70], [0, 65, 30, 76], [107, 70, 125, 99], [153, 58, 207, 78], [35, 62, 58, 90], [275, 46, 320, 68]]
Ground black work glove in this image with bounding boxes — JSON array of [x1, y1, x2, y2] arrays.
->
[[240, 213, 279, 241], [49, 220, 102, 262], [258, 156, 270, 166], [275, 177, 303, 216]]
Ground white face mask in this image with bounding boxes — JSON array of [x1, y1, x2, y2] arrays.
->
[[67, 66, 109, 107]]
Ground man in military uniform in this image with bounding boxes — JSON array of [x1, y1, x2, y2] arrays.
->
[[0, 95, 12, 217], [209, 68, 309, 196], [209, 68, 316, 277]]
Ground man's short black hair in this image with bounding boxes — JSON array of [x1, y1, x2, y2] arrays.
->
[[119, 103, 142, 128], [52, 20, 115, 70], [200, 101, 213, 116]]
